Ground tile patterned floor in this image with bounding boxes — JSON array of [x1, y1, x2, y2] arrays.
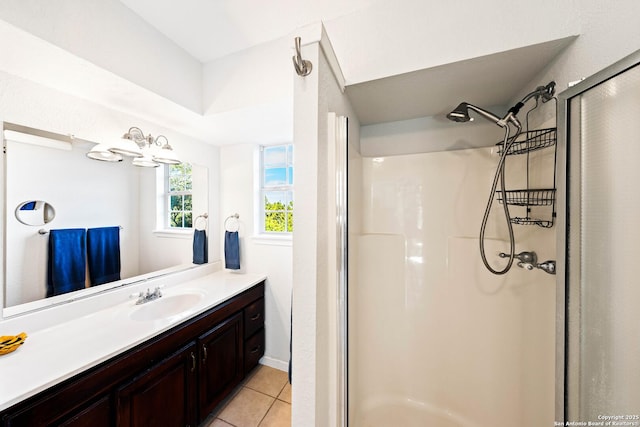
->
[[202, 365, 291, 427]]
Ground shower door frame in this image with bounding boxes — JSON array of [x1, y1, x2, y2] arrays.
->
[[557, 48, 640, 422]]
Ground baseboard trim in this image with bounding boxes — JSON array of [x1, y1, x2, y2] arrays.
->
[[260, 356, 289, 373]]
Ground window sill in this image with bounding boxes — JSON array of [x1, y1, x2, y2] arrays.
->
[[152, 229, 193, 239], [252, 234, 293, 246]]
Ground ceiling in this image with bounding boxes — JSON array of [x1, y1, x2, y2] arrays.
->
[[117, 1, 576, 133], [0, 2, 578, 146], [118, 0, 376, 63], [347, 37, 577, 125]]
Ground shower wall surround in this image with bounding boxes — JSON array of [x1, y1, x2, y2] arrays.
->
[[349, 145, 556, 426]]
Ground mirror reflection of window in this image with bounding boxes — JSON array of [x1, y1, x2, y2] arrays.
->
[[167, 163, 193, 229], [4, 126, 210, 315]]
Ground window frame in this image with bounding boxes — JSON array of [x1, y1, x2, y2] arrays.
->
[[257, 144, 294, 238], [164, 162, 194, 231]]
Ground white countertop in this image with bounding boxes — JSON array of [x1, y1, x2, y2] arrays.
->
[[0, 270, 266, 411]]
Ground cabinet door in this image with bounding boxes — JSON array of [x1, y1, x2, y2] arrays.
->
[[198, 312, 243, 418], [57, 396, 112, 427], [244, 297, 264, 339], [116, 343, 197, 427], [2, 395, 112, 427]]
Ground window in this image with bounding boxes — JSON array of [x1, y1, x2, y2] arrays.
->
[[260, 144, 293, 233], [167, 163, 193, 229]]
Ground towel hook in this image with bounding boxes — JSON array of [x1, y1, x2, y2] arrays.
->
[[224, 213, 240, 232], [292, 37, 312, 77]]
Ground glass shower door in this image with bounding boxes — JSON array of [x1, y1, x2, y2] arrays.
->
[[563, 53, 640, 423]]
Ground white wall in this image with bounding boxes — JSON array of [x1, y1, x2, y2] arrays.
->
[[521, 0, 640, 98], [325, 0, 579, 85], [361, 116, 504, 157], [203, 37, 292, 116], [0, 0, 202, 113], [219, 144, 292, 370], [292, 27, 362, 426]]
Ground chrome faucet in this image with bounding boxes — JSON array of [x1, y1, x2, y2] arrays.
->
[[131, 286, 163, 305]]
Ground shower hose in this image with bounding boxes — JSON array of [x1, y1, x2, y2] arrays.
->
[[479, 125, 521, 275]]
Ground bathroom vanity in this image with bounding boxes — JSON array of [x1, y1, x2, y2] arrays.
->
[[0, 272, 265, 427]]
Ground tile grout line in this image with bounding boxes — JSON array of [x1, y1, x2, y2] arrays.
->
[[210, 366, 263, 426], [256, 393, 278, 427], [212, 367, 290, 427], [214, 419, 238, 427], [251, 381, 287, 427], [244, 380, 288, 400]]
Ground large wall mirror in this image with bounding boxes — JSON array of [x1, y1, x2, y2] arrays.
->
[[2, 124, 209, 316]]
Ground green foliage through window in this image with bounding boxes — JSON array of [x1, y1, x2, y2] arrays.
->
[[167, 163, 193, 228], [264, 197, 293, 232], [261, 145, 293, 233]]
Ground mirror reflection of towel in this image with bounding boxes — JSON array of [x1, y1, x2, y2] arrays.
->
[[225, 231, 240, 270], [193, 229, 208, 265], [87, 226, 121, 286], [47, 228, 87, 297]]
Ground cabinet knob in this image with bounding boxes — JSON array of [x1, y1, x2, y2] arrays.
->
[[250, 313, 261, 321], [202, 344, 208, 363], [190, 352, 196, 372]]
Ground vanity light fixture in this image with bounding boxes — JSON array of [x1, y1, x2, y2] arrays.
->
[[87, 127, 181, 167], [86, 143, 124, 162]]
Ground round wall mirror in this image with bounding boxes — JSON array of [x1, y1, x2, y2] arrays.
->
[[15, 200, 56, 226]]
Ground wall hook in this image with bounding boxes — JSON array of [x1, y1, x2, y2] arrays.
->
[[292, 37, 312, 77]]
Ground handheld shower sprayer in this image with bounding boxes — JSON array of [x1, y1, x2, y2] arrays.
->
[[446, 81, 556, 275]]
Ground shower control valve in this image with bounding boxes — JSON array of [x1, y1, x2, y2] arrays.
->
[[499, 251, 556, 274], [518, 262, 535, 270]]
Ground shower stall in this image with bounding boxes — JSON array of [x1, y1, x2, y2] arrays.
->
[[346, 92, 558, 426], [295, 32, 640, 427]]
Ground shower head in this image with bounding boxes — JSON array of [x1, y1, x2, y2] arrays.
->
[[447, 102, 505, 127], [448, 81, 555, 129], [447, 103, 472, 122]]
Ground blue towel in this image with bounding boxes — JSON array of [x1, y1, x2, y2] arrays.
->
[[47, 228, 87, 297], [87, 226, 121, 286], [224, 231, 240, 270], [193, 229, 208, 264]]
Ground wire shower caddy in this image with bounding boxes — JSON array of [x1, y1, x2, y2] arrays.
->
[[496, 100, 558, 228]]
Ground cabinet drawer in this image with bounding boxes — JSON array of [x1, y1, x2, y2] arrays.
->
[[244, 298, 264, 339], [244, 328, 265, 374]]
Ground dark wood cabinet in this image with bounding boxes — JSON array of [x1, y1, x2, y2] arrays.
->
[[244, 328, 265, 375], [116, 343, 197, 427], [1, 281, 265, 427], [244, 297, 264, 339], [57, 396, 112, 427], [198, 312, 243, 416], [243, 297, 265, 375]]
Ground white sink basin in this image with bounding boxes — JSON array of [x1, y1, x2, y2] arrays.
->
[[130, 292, 204, 321]]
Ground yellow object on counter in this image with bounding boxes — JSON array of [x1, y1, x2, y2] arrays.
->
[[0, 332, 27, 355]]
